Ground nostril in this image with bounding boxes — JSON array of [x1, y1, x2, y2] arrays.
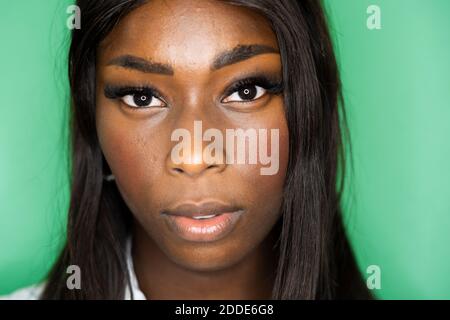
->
[[173, 168, 184, 174], [206, 163, 226, 173]]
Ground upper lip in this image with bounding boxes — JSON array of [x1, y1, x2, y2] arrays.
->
[[162, 201, 242, 218]]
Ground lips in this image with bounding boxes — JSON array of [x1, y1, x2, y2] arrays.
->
[[161, 201, 244, 242], [163, 202, 241, 218]]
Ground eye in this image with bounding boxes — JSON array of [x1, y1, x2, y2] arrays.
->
[[220, 75, 283, 104], [104, 85, 167, 109], [121, 92, 165, 108], [222, 85, 266, 103]]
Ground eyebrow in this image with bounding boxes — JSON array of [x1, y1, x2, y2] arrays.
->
[[107, 55, 174, 75], [106, 44, 279, 75], [211, 44, 279, 70]]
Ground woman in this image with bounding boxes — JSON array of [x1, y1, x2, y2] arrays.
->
[[5, 0, 372, 299]]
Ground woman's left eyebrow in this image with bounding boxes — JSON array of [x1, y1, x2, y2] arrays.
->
[[211, 44, 279, 71], [106, 44, 279, 75]]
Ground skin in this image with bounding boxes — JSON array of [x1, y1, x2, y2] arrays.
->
[[95, 0, 289, 299]]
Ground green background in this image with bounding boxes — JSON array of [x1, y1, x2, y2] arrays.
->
[[1, 0, 449, 299]]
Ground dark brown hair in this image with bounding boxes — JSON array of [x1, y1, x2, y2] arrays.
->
[[42, 0, 371, 299]]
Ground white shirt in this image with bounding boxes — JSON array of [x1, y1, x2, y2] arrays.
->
[[0, 238, 147, 300]]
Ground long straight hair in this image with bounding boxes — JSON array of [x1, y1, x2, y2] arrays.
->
[[42, 0, 371, 299]]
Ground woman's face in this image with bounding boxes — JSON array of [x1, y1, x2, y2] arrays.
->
[[96, 0, 289, 271]]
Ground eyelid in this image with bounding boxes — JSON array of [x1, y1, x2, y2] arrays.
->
[[104, 84, 164, 99], [121, 94, 165, 108], [220, 74, 283, 103], [103, 84, 168, 108], [223, 86, 267, 103]]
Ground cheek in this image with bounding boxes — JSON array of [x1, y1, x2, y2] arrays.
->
[[223, 106, 288, 257], [96, 106, 170, 215], [234, 105, 289, 217]]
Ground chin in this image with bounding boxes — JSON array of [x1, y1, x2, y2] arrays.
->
[[164, 239, 251, 273]]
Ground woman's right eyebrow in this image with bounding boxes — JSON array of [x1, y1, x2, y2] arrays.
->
[[106, 55, 174, 75], [106, 44, 279, 75]]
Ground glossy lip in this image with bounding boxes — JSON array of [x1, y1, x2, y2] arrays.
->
[[161, 201, 244, 242]]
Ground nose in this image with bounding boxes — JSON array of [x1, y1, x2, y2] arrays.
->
[[166, 122, 227, 178], [169, 157, 226, 177]]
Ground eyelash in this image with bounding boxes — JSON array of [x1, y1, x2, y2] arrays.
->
[[221, 76, 284, 103], [104, 85, 166, 110], [103, 75, 284, 110]]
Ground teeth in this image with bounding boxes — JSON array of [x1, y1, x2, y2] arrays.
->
[[192, 214, 217, 220]]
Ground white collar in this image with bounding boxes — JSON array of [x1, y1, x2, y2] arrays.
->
[[124, 237, 147, 300]]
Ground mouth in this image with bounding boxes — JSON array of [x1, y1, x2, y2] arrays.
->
[[161, 201, 244, 242]]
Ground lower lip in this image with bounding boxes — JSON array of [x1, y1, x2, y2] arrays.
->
[[163, 210, 244, 242]]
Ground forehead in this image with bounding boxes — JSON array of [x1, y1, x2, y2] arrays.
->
[[98, 0, 278, 70]]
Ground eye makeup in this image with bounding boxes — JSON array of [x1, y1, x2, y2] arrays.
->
[[102, 72, 284, 109], [103, 84, 167, 110], [221, 74, 284, 102], [104, 85, 165, 101]]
